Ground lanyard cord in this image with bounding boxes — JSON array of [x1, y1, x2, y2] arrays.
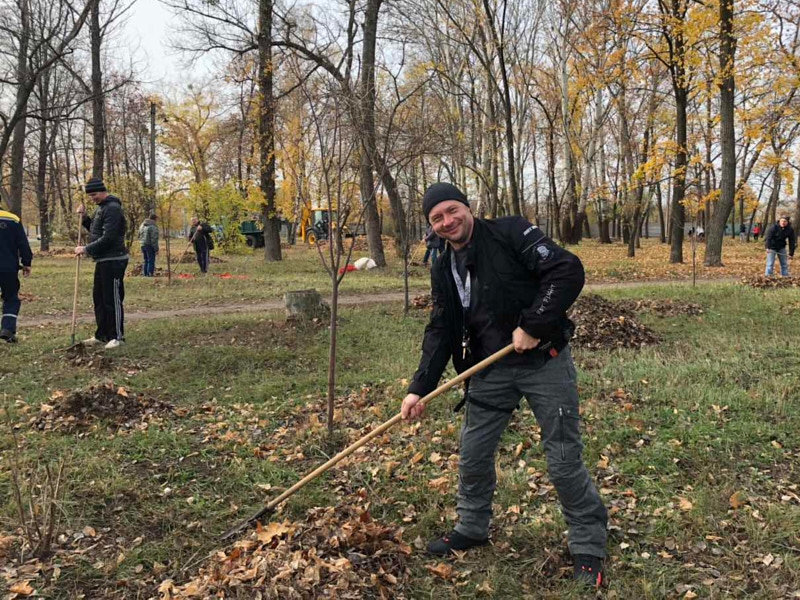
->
[[450, 254, 471, 310]]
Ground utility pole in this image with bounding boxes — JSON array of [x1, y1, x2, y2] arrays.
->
[[149, 102, 156, 212]]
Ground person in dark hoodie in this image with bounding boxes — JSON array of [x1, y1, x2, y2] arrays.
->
[[764, 215, 796, 277], [189, 216, 214, 274], [0, 206, 33, 343], [75, 177, 128, 349], [400, 183, 607, 588]]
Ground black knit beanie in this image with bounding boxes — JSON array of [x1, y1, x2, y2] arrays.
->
[[422, 182, 469, 221], [85, 177, 106, 194]]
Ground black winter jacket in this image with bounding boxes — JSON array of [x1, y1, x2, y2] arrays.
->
[[82, 195, 128, 261], [408, 217, 585, 397], [0, 210, 33, 273], [765, 222, 796, 256], [190, 223, 214, 252]]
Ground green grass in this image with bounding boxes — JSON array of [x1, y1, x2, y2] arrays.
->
[[0, 283, 799, 598], [21, 242, 430, 318]]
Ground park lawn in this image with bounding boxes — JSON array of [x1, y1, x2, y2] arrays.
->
[[1, 283, 798, 598], [21, 242, 431, 319], [577, 236, 767, 282], [18, 237, 766, 320]]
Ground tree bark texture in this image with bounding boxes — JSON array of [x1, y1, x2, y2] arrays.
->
[[90, 0, 105, 178], [359, 0, 387, 266], [258, 0, 282, 260], [704, 0, 736, 266]]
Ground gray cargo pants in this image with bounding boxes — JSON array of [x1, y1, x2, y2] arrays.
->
[[454, 346, 608, 558]]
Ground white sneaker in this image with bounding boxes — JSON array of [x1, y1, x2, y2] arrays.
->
[[104, 339, 124, 349], [82, 337, 102, 346]]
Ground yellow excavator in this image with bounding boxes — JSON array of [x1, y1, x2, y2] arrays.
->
[[297, 201, 349, 246]]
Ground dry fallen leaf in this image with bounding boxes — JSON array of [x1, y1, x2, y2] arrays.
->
[[9, 581, 34, 596], [83, 525, 97, 537], [256, 520, 291, 544], [476, 580, 494, 594], [426, 562, 454, 579], [678, 497, 693, 512], [729, 491, 748, 510], [428, 476, 451, 492]]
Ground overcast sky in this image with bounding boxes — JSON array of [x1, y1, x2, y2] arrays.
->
[[123, 0, 212, 90]]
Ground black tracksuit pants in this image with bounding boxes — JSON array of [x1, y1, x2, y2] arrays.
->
[[0, 271, 21, 333], [93, 259, 128, 342], [195, 242, 209, 273]]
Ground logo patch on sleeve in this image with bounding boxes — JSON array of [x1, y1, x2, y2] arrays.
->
[[536, 245, 552, 261]]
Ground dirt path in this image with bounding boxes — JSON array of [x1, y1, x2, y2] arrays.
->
[[20, 278, 736, 329]]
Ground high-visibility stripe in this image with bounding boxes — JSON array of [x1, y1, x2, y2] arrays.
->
[[2, 314, 18, 318], [0, 210, 20, 223], [113, 278, 122, 340]]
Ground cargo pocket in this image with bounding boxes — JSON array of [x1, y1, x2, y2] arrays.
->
[[558, 404, 581, 461]]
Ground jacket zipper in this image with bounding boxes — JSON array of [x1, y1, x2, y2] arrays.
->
[[559, 406, 565, 460]]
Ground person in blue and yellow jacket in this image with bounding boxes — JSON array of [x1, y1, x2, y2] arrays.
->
[[0, 206, 33, 343]]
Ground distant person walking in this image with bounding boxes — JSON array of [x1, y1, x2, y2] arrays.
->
[[764, 216, 795, 277], [189, 216, 214, 274], [0, 207, 33, 343], [422, 224, 445, 266], [740, 223, 747, 242], [75, 177, 128, 349], [138, 213, 159, 277], [753, 223, 762, 241]]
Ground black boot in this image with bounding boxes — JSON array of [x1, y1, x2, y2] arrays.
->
[[573, 554, 604, 588], [426, 530, 488, 556], [0, 329, 17, 343]]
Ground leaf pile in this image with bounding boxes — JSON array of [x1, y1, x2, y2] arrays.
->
[[130, 264, 167, 276], [160, 505, 410, 599], [740, 275, 800, 289], [569, 294, 660, 350], [32, 381, 171, 432], [411, 293, 431, 309], [617, 298, 704, 317]]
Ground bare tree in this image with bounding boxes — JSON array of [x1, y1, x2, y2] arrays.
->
[[0, 0, 98, 215]]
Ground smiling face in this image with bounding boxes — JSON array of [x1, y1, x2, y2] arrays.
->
[[428, 200, 474, 249], [87, 191, 107, 204]]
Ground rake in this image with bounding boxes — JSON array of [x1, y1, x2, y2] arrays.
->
[[221, 343, 516, 541]]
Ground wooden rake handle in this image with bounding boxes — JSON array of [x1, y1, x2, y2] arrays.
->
[[70, 223, 83, 344], [220, 343, 515, 541]]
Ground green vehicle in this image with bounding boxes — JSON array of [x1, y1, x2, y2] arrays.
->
[[239, 220, 264, 248]]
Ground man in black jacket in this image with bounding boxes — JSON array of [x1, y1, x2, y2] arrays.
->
[[189, 216, 214, 274], [764, 215, 795, 277], [0, 207, 33, 343], [401, 183, 607, 587], [75, 177, 128, 349]]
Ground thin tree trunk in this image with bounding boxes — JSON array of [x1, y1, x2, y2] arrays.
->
[[670, 86, 687, 263], [259, 0, 281, 260], [90, 0, 104, 178], [359, 0, 386, 266], [704, 0, 736, 266], [481, 0, 522, 215], [7, 0, 30, 216]]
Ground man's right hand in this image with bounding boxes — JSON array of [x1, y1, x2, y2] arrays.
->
[[22, 266, 31, 277], [76, 204, 86, 215], [401, 393, 424, 421]]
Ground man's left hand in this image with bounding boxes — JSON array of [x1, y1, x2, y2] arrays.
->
[[22, 266, 31, 277], [75, 246, 86, 257], [512, 327, 540, 354]]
